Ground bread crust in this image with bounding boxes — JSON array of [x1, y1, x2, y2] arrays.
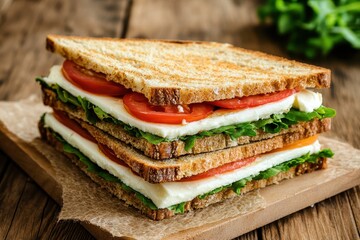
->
[[46, 34, 331, 105], [42, 87, 332, 160], [39, 123, 326, 220]]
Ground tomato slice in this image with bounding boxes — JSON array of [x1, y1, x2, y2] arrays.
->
[[123, 92, 214, 124], [270, 135, 318, 154], [53, 110, 96, 143], [98, 143, 128, 167], [179, 156, 257, 182], [210, 89, 296, 109], [62, 60, 130, 97]]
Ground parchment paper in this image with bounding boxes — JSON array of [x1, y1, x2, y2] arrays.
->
[[0, 96, 268, 239]]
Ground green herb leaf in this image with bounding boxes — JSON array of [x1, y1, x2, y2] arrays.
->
[[168, 202, 187, 214], [258, 0, 360, 58]]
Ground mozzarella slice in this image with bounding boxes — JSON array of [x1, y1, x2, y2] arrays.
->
[[293, 89, 322, 112], [42, 66, 310, 139], [44, 113, 321, 208]]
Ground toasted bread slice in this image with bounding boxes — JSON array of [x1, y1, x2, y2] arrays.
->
[[39, 124, 327, 220], [46, 34, 331, 105], [42, 87, 331, 160]]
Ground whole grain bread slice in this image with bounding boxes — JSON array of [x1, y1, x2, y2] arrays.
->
[[42, 87, 331, 160], [46, 34, 331, 105], [40, 125, 327, 220], [39, 112, 330, 183]]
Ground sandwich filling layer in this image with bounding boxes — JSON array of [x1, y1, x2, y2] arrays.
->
[[43, 113, 332, 209], [42, 65, 324, 139]]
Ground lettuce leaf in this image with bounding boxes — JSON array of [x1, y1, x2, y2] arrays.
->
[[51, 130, 158, 210], [37, 77, 336, 151], [253, 148, 334, 180], [168, 202, 186, 214], [46, 127, 333, 213]]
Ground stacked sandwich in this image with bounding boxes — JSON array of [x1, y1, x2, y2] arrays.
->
[[37, 35, 335, 220]]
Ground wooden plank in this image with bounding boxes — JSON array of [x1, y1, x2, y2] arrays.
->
[[36, 198, 63, 239], [0, 124, 61, 203], [318, 59, 360, 149], [347, 186, 360, 232], [262, 190, 359, 240], [0, 131, 96, 239], [235, 231, 258, 240], [0, 150, 10, 180], [127, 0, 267, 48], [0, 162, 27, 239], [0, 0, 128, 101], [40, 218, 95, 240], [34, 198, 95, 240], [5, 178, 49, 239]]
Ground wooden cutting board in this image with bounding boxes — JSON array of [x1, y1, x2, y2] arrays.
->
[[0, 121, 359, 240]]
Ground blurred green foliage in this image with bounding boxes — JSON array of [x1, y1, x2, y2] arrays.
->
[[258, 0, 360, 58]]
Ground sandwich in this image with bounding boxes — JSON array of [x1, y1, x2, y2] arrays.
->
[[37, 35, 336, 220]]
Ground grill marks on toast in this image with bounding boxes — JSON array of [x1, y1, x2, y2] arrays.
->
[[46, 35, 331, 105]]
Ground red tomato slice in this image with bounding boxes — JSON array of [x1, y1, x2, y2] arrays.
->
[[123, 92, 214, 124], [62, 60, 130, 97], [53, 110, 96, 143], [179, 156, 257, 182], [210, 89, 296, 109], [98, 143, 128, 167]]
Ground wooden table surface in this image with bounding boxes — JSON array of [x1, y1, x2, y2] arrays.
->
[[0, 0, 359, 239]]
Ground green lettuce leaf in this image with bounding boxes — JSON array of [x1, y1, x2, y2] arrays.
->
[[46, 126, 334, 213], [254, 148, 333, 180], [51, 130, 158, 210], [168, 202, 186, 214]]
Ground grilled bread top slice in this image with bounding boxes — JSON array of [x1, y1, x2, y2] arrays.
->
[[46, 34, 331, 106]]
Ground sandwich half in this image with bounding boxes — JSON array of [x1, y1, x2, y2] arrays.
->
[[37, 35, 335, 220]]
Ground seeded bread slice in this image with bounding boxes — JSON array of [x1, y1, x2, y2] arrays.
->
[[39, 124, 327, 220], [42, 87, 331, 160], [46, 34, 331, 105]]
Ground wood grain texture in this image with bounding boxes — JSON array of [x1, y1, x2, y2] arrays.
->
[[235, 230, 258, 240], [263, 191, 359, 240], [5, 177, 50, 239], [0, 0, 128, 101], [0, 162, 27, 239], [0, 0, 359, 239], [347, 186, 360, 232], [0, 150, 9, 179]]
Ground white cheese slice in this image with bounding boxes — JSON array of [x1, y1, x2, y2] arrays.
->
[[42, 66, 304, 139], [44, 113, 321, 208], [293, 89, 323, 112]]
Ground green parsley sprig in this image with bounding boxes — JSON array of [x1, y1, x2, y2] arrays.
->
[[258, 0, 360, 58]]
